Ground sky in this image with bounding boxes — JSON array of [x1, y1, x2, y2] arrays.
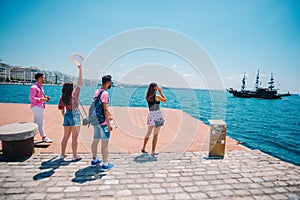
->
[[0, 0, 299, 93]]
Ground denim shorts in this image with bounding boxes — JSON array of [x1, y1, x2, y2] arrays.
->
[[94, 125, 110, 140], [63, 110, 81, 126]]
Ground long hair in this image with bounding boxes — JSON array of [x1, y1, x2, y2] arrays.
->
[[146, 82, 157, 102], [61, 82, 74, 105]]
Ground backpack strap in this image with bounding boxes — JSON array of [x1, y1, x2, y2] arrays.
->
[[95, 89, 105, 100]]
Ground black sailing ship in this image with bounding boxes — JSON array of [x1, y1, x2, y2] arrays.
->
[[227, 70, 290, 99]]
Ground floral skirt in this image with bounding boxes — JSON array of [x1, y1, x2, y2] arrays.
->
[[147, 110, 163, 126]]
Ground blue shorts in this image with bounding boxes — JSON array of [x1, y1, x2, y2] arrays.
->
[[63, 110, 81, 126], [94, 125, 110, 140]]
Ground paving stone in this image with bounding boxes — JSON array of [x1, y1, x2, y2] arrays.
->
[[273, 187, 288, 193], [151, 188, 167, 194], [174, 193, 191, 200], [116, 189, 132, 196], [161, 182, 179, 188], [46, 193, 65, 199], [153, 194, 173, 200], [194, 180, 209, 186], [133, 189, 151, 195], [4, 188, 26, 195], [179, 181, 194, 187], [222, 189, 235, 196], [104, 180, 120, 185], [2, 194, 28, 199], [183, 186, 200, 193], [143, 183, 160, 188], [64, 186, 81, 192], [138, 196, 155, 200], [206, 191, 223, 198], [100, 190, 115, 197], [25, 193, 47, 199], [235, 189, 251, 196], [47, 186, 64, 193], [190, 192, 208, 199], [127, 184, 143, 189], [270, 194, 289, 200]]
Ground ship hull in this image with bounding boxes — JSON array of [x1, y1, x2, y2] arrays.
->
[[227, 89, 282, 99]]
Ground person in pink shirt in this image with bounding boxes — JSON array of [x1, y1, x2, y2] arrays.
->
[[58, 65, 82, 161], [29, 73, 52, 143], [91, 75, 114, 171]]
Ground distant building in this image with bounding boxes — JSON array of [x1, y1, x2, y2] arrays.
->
[[10, 66, 38, 83], [0, 61, 10, 82]]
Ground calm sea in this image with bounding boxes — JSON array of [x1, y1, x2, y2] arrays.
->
[[1, 84, 299, 166]]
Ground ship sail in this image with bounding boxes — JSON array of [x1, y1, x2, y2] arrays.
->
[[241, 73, 246, 91], [255, 70, 260, 90], [268, 72, 275, 91]]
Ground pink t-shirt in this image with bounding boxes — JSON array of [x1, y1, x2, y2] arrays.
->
[[58, 87, 81, 111], [94, 89, 110, 125], [30, 82, 45, 109]]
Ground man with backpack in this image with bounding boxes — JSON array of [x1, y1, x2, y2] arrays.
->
[[91, 75, 114, 171]]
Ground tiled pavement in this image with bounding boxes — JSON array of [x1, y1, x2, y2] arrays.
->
[[0, 150, 299, 200]]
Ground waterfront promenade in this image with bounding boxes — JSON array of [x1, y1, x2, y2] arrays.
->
[[0, 103, 299, 199]]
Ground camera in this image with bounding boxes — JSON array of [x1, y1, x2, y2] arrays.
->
[[82, 117, 90, 126]]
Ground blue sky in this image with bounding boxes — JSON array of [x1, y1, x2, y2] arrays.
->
[[0, 0, 299, 93]]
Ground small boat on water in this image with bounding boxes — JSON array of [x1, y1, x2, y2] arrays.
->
[[227, 70, 291, 99]]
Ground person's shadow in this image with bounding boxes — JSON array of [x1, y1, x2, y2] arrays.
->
[[134, 153, 157, 163], [72, 166, 107, 184], [33, 156, 72, 181]]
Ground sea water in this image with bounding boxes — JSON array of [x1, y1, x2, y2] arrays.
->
[[1, 84, 299, 166]]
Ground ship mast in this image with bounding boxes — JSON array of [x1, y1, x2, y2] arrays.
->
[[268, 72, 275, 91], [255, 70, 260, 91], [241, 73, 246, 91]]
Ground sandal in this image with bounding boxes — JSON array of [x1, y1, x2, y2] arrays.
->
[[151, 152, 159, 157], [141, 149, 148, 154]]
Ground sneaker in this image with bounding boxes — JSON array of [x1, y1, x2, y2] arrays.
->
[[59, 155, 66, 160], [91, 159, 102, 167], [72, 155, 82, 162], [42, 137, 53, 143], [102, 163, 114, 171]]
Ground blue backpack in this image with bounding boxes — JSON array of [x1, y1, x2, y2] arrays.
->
[[88, 90, 106, 126]]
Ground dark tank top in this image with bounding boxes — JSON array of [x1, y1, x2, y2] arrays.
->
[[147, 99, 160, 111]]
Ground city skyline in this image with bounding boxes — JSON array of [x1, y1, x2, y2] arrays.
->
[[0, 61, 98, 86], [1, 0, 299, 93]]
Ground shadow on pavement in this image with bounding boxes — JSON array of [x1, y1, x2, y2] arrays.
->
[[72, 166, 107, 184], [34, 141, 51, 148], [33, 155, 72, 181], [0, 154, 31, 162], [134, 153, 157, 163]]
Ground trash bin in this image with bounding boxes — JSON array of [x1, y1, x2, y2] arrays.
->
[[208, 120, 226, 158]]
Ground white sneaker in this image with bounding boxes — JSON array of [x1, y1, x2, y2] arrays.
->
[[42, 137, 53, 143]]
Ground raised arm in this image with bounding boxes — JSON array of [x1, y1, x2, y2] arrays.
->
[[77, 65, 83, 88], [156, 87, 167, 102]]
